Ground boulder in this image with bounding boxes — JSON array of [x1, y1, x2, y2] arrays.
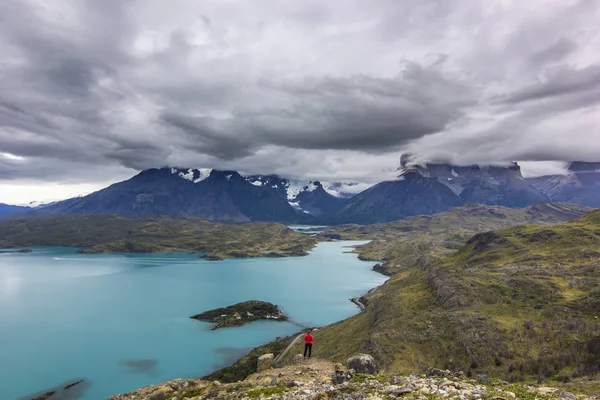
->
[[346, 353, 378, 374], [426, 368, 452, 377], [556, 390, 578, 400], [331, 371, 348, 385], [257, 353, 274, 372], [476, 374, 491, 384], [292, 354, 305, 364]]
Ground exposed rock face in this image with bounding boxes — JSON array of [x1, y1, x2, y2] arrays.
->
[[527, 162, 600, 207], [257, 353, 274, 372], [418, 161, 549, 207], [346, 353, 378, 374]]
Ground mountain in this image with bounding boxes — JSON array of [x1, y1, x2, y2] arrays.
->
[[334, 171, 463, 224], [411, 161, 550, 207], [17, 168, 315, 224], [245, 175, 347, 218], [527, 161, 600, 207], [0, 203, 32, 217]]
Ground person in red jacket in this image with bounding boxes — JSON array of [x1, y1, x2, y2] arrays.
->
[[303, 330, 314, 358]]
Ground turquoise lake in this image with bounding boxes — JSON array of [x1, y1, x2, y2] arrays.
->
[[0, 241, 387, 399]]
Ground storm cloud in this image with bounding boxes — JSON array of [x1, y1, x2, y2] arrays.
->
[[1, 0, 599, 202]]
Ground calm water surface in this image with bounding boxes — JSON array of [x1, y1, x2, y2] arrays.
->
[[0, 241, 386, 399]]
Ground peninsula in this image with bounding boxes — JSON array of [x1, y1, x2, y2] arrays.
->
[[0, 215, 317, 260]]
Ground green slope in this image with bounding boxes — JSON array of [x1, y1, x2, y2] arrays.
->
[[297, 207, 600, 394], [0, 215, 317, 259], [320, 203, 589, 275]]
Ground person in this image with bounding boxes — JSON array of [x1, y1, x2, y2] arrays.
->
[[303, 330, 313, 358]]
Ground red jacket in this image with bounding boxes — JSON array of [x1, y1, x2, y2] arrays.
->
[[304, 333, 313, 344]]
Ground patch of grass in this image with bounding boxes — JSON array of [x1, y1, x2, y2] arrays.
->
[[203, 333, 300, 383], [319, 203, 589, 275], [164, 384, 208, 400]]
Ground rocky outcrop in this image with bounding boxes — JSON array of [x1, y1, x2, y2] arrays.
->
[[257, 353, 274, 372], [408, 159, 549, 208], [23, 379, 89, 400], [291, 354, 305, 364], [108, 360, 582, 399], [346, 353, 378, 374]]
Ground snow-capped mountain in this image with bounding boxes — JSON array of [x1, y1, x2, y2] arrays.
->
[[244, 175, 348, 217], [4, 158, 599, 225], [13, 168, 316, 224], [398, 155, 549, 208]]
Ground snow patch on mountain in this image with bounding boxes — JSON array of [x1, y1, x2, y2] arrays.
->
[[195, 169, 212, 183], [171, 168, 212, 183], [286, 180, 316, 201]]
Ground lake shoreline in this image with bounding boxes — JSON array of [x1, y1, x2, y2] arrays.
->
[[2, 240, 386, 400], [200, 240, 388, 383]]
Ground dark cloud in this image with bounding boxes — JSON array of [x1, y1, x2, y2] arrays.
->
[[159, 64, 475, 157], [500, 65, 600, 104], [0, 0, 599, 203]]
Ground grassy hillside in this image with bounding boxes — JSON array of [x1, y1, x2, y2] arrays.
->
[[319, 203, 589, 275], [0, 215, 317, 259], [286, 208, 600, 394]]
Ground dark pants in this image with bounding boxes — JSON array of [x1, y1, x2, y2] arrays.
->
[[304, 343, 312, 358]]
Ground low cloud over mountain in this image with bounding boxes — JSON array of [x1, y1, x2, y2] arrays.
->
[[1, 0, 599, 203]]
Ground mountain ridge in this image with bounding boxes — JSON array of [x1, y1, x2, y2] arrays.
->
[[2, 160, 599, 224]]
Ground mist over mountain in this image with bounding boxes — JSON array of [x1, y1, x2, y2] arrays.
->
[[527, 161, 600, 207], [2, 158, 599, 224]]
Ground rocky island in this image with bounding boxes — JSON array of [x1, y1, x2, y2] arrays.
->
[[191, 301, 288, 330]]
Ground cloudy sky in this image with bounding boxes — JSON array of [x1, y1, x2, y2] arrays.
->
[[1, 0, 599, 204]]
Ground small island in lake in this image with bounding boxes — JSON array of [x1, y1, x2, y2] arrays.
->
[[191, 300, 288, 330]]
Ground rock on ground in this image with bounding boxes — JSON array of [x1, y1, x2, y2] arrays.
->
[[109, 359, 587, 400], [291, 353, 304, 364], [347, 353, 378, 374], [257, 353, 275, 372]]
